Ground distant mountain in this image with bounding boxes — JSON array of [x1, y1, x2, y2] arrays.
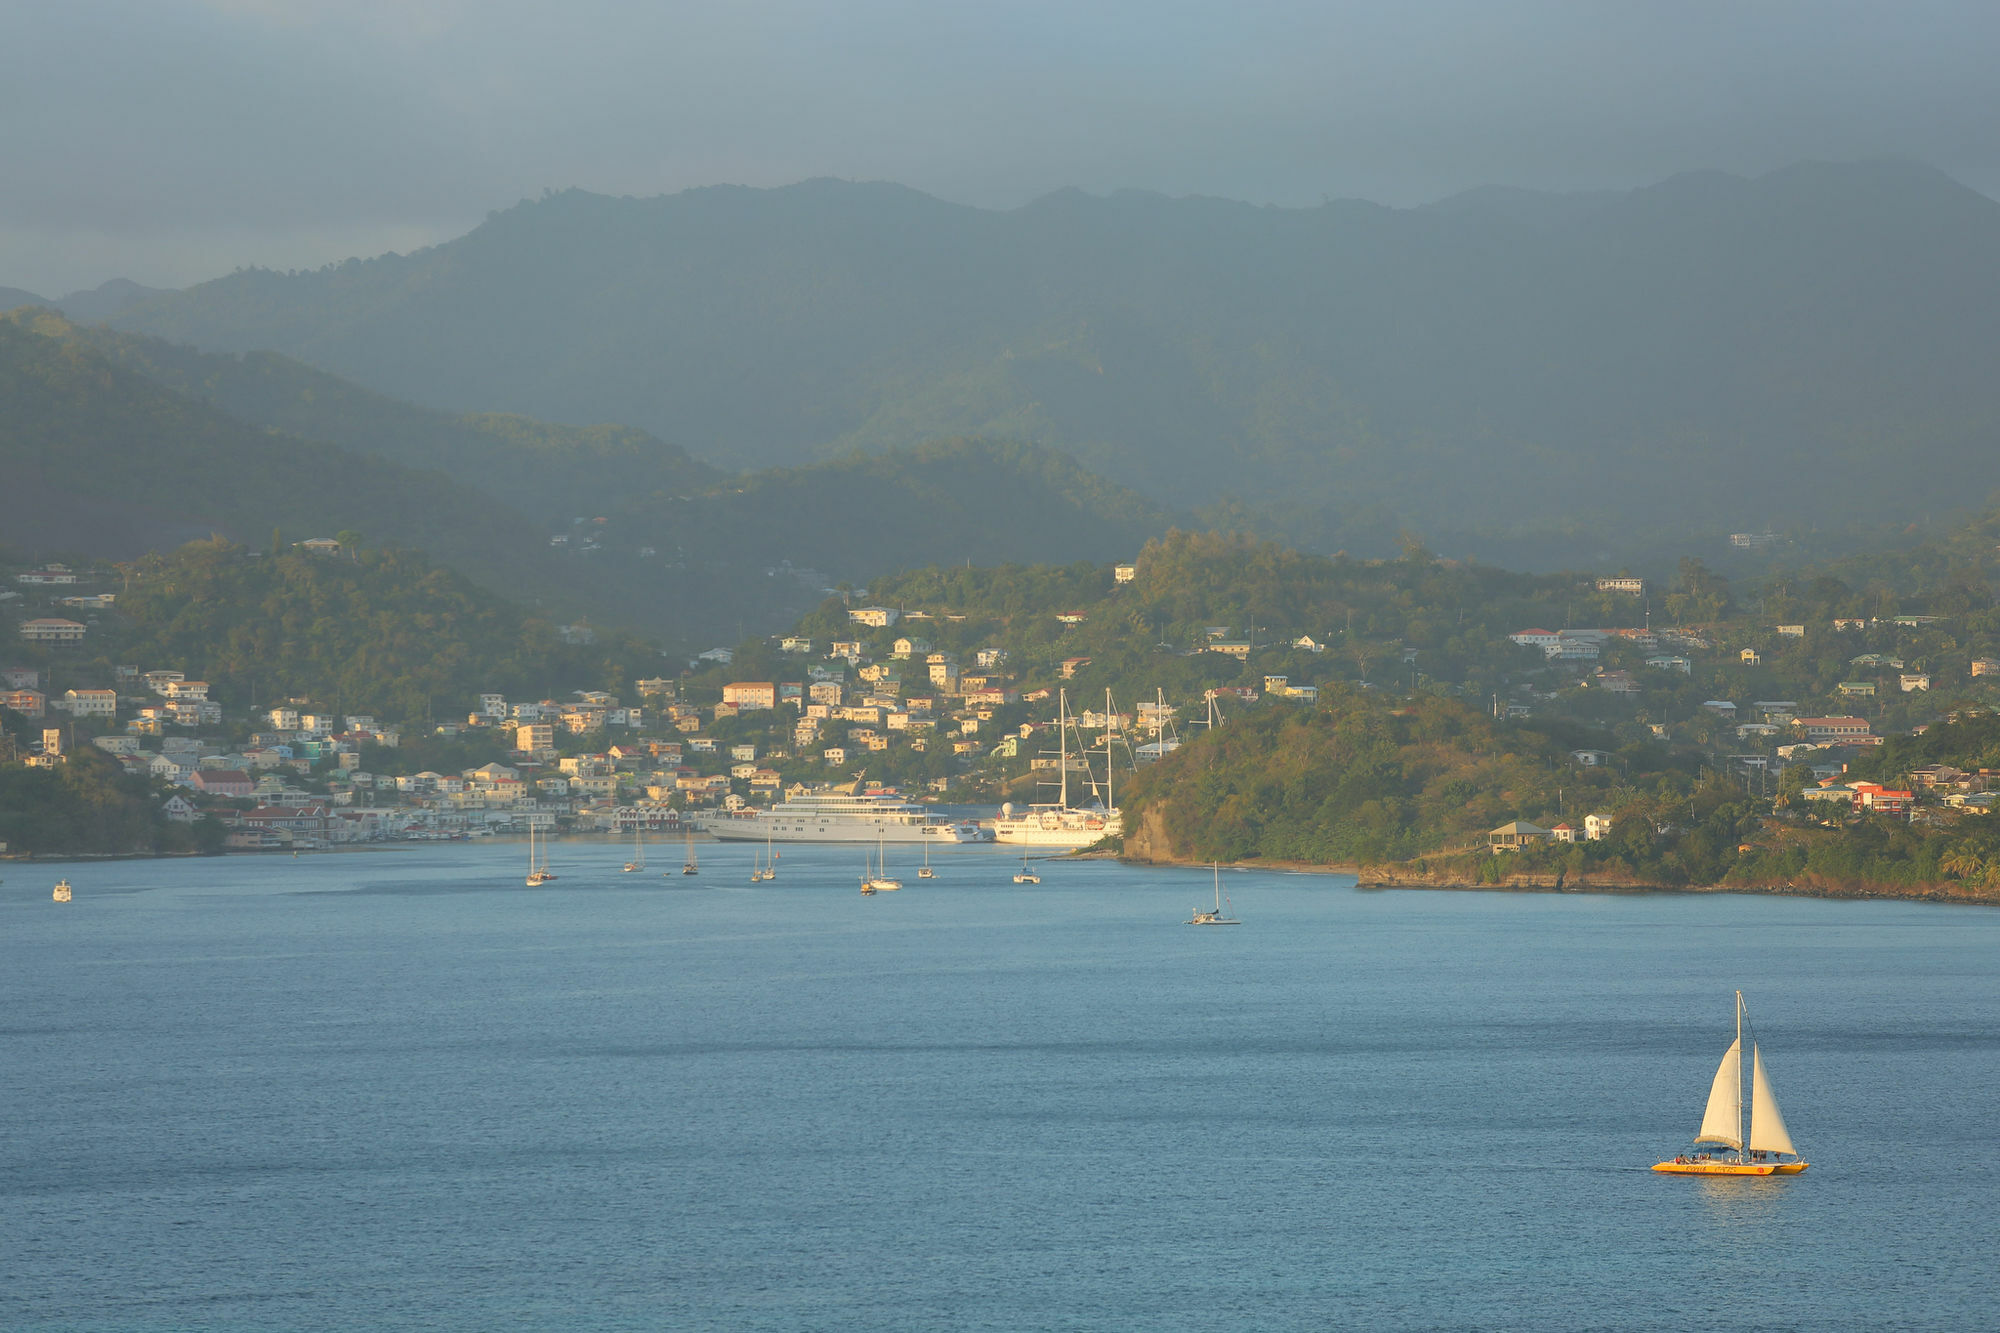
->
[[68, 323, 723, 523], [600, 437, 1174, 582], [2, 310, 1181, 642], [54, 278, 173, 322], [1, 278, 173, 322], [110, 160, 2000, 558], [0, 307, 557, 586]]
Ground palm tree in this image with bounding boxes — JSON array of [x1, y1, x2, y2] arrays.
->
[[1939, 848, 1984, 882]]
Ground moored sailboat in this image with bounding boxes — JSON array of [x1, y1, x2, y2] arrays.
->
[[623, 823, 647, 873], [525, 824, 557, 886], [864, 836, 903, 892], [1653, 991, 1808, 1176], [1187, 863, 1240, 925], [677, 827, 699, 876]]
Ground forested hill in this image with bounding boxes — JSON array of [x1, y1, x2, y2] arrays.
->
[[0, 310, 549, 584], [1, 311, 1183, 642], [92, 539, 659, 725], [111, 160, 2000, 559], [65, 320, 724, 524]]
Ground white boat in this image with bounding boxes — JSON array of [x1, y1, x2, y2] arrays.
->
[[53, 878, 72, 903], [1187, 863, 1240, 925], [525, 824, 557, 886], [704, 784, 993, 844], [1012, 856, 1040, 885], [622, 824, 647, 873], [918, 843, 935, 879], [751, 832, 779, 882], [677, 827, 699, 876], [1653, 991, 1808, 1176], [992, 688, 1122, 848], [864, 836, 903, 892]]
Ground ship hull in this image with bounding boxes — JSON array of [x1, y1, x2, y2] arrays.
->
[[1651, 1160, 1808, 1175], [704, 818, 992, 844], [990, 810, 1122, 849]]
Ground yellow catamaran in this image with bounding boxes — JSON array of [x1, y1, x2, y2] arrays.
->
[[1653, 990, 1808, 1176]]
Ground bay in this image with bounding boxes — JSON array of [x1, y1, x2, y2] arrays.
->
[[3, 842, 1996, 1331]]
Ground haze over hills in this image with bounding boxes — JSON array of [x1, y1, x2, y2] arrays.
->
[[66, 323, 724, 525], [0, 311, 1177, 643], [106, 159, 2000, 563], [2, 278, 173, 323]]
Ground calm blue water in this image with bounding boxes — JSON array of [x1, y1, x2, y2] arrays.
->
[[4, 843, 1998, 1331]]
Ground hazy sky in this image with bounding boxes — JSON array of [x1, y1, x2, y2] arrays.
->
[[5, 0, 1997, 294]]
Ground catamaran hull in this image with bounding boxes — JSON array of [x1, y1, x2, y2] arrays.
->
[[1651, 1161, 1809, 1175]]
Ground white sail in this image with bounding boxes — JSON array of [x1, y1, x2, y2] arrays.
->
[[1694, 1039, 1742, 1147], [1748, 1044, 1797, 1156]]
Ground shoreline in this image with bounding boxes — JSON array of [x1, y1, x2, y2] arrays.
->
[[1115, 850, 1998, 906]]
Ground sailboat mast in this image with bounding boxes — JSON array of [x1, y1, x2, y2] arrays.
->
[[1105, 688, 1114, 813], [1736, 990, 1746, 1163], [1058, 688, 1069, 809]]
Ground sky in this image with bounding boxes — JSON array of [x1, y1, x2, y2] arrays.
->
[[5, 0, 1998, 295]]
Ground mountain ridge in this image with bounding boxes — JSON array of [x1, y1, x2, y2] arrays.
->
[[108, 160, 2000, 560]]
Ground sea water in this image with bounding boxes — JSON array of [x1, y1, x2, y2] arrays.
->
[[3, 844, 1997, 1331]]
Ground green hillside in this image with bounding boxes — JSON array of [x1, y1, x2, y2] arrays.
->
[[2, 310, 1185, 642], [68, 322, 723, 523], [61, 538, 659, 725], [111, 161, 2000, 561], [0, 309, 550, 584]]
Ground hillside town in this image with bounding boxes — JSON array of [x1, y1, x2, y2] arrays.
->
[[7, 540, 2000, 856]]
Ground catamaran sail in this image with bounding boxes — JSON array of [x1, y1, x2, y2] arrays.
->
[[1749, 1045, 1797, 1157], [1695, 1039, 1742, 1148]]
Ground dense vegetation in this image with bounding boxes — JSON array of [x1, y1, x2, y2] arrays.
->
[[0, 743, 218, 855], [112, 162, 2000, 563], [0, 308, 563, 592], [793, 529, 1617, 712], [1119, 685, 1679, 865], [67, 321, 723, 522], [4, 311, 1189, 642], [82, 539, 663, 725]]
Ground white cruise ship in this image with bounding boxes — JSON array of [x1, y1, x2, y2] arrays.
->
[[702, 786, 994, 844]]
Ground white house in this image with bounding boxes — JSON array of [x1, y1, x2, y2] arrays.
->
[[18, 618, 87, 644], [848, 607, 900, 628], [62, 688, 117, 717], [1583, 814, 1614, 842]]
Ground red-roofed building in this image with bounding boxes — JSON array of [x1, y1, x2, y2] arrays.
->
[[190, 769, 256, 798], [1856, 788, 1913, 815]]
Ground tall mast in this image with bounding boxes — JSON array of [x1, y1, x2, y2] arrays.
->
[[1105, 688, 1114, 812], [1058, 688, 1069, 810], [1736, 990, 1746, 1163]]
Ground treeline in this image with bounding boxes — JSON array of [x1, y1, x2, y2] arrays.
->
[[0, 746, 218, 855], [95, 539, 664, 725], [1118, 685, 1686, 866]]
